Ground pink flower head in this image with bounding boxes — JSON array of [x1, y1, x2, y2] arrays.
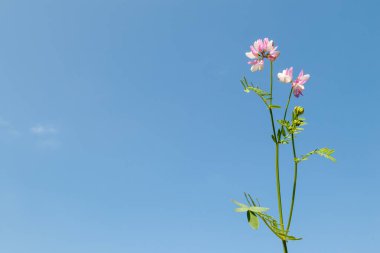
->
[[277, 67, 293, 83], [292, 70, 310, 97], [248, 59, 264, 72], [254, 39, 266, 53], [246, 38, 280, 72], [245, 46, 259, 60], [263, 38, 271, 50], [267, 49, 280, 61]]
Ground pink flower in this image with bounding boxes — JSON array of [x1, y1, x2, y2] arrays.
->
[[254, 39, 266, 53], [267, 49, 280, 61], [245, 46, 258, 60], [248, 59, 264, 72], [292, 70, 310, 97], [263, 38, 271, 50], [245, 38, 280, 72], [277, 67, 293, 83]]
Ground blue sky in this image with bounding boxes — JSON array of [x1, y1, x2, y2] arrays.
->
[[0, 0, 379, 252]]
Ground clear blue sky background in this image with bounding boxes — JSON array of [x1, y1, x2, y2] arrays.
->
[[0, 0, 378, 252]]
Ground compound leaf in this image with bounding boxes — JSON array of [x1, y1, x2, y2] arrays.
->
[[297, 147, 336, 163], [247, 211, 259, 230]]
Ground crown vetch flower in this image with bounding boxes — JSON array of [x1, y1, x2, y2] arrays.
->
[[292, 70, 310, 97], [248, 59, 264, 72], [267, 50, 280, 62], [246, 46, 259, 60], [277, 67, 293, 83], [265, 38, 280, 61], [245, 38, 280, 72]]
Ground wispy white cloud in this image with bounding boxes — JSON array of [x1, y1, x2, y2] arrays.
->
[[30, 124, 61, 150], [30, 125, 58, 135], [0, 119, 62, 150]]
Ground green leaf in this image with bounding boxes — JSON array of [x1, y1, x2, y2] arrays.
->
[[247, 86, 272, 106], [281, 127, 286, 137], [277, 129, 281, 141], [240, 77, 252, 93], [232, 199, 246, 207], [232, 200, 268, 213], [297, 147, 336, 163], [248, 206, 269, 213], [233, 200, 249, 212], [277, 119, 289, 126], [256, 213, 302, 241], [232, 199, 248, 207], [237, 194, 301, 240], [247, 211, 259, 230], [271, 134, 276, 143], [269, 105, 281, 109], [246, 193, 257, 206], [240, 80, 246, 89]]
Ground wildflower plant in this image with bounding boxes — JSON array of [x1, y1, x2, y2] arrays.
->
[[233, 38, 335, 253]]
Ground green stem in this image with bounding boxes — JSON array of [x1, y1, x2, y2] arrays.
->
[[268, 61, 277, 142], [279, 88, 293, 142], [283, 88, 293, 123], [269, 62, 286, 252], [270, 61, 273, 105], [286, 134, 298, 233], [269, 109, 278, 142], [282, 240, 288, 253], [275, 143, 285, 231]]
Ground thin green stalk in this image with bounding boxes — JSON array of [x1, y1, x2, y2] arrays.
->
[[279, 88, 293, 142], [283, 88, 293, 123], [286, 134, 298, 233], [282, 240, 288, 253], [275, 143, 285, 230], [276, 143, 287, 253], [270, 61, 273, 104], [269, 62, 286, 253], [269, 109, 278, 142], [268, 61, 277, 142]]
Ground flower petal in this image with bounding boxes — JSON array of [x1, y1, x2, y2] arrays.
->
[[245, 51, 257, 59]]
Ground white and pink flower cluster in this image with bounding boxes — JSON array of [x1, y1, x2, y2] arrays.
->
[[278, 67, 310, 97], [245, 38, 280, 72], [245, 37, 310, 97]]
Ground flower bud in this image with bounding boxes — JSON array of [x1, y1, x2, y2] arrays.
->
[[293, 119, 303, 126], [294, 106, 304, 116]]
